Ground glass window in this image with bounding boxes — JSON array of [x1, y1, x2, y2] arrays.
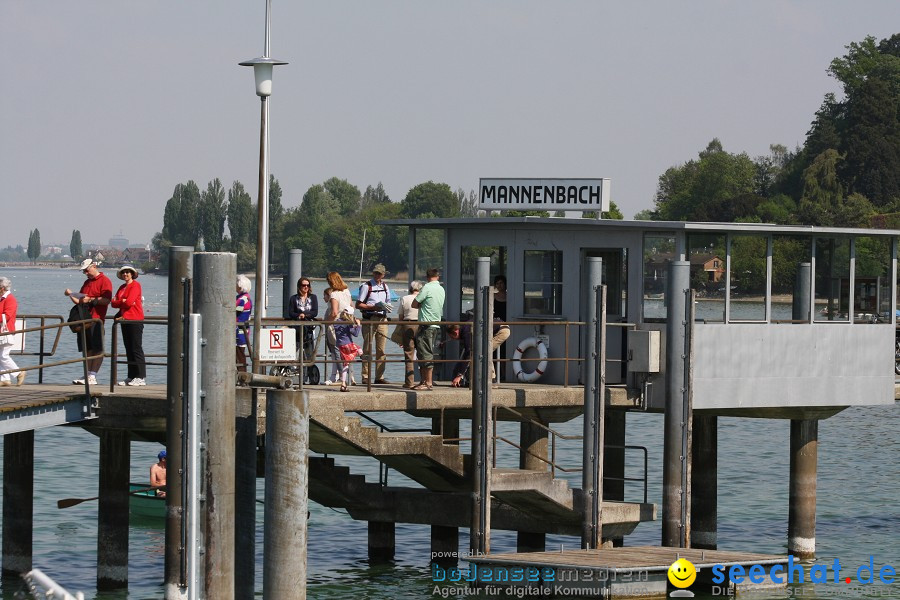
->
[[772, 236, 812, 323], [687, 234, 725, 323], [730, 235, 768, 322], [460, 246, 506, 315], [523, 250, 563, 316], [413, 228, 444, 281], [642, 234, 675, 321], [584, 249, 627, 318], [814, 238, 850, 322], [852, 236, 891, 324]]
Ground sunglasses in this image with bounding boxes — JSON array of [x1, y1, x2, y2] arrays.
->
[[300, 283, 310, 287]]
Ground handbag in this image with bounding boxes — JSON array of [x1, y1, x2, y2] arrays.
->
[[0, 314, 11, 346], [67, 304, 94, 334], [390, 324, 405, 346]]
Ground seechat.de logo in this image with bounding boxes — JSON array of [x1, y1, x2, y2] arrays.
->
[[668, 558, 697, 597]]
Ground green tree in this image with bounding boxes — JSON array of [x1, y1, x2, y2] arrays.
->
[[69, 230, 82, 259], [162, 181, 201, 247], [27, 229, 41, 263], [401, 181, 459, 219], [323, 177, 361, 216], [456, 188, 479, 217], [199, 178, 227, 251], [361, 183, 391, 211], [633, 209, 654, 220], [654, 139, 757, 221], [227, 180, 254, 248]]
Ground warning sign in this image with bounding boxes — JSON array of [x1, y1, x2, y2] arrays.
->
[[259, 327, 297, 361]]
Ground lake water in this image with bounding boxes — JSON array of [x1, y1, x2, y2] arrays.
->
[[0, 267, 897, 599]]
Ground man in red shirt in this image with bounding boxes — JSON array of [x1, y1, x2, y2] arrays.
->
[[65, 258, 113, 385]]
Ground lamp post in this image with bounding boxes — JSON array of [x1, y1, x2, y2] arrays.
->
[[240, 0, 287, 372]]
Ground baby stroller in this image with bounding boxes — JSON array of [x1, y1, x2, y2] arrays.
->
[[270, 322, 322, 386]]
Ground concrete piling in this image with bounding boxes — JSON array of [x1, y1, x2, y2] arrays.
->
[[2, 431, 33, 577], [263, 390, 309, 598], [517, 421, 548, 552], [97, 430, 130, 590], [195, 252, 237, 599], [367, 522, 396, 562], [789, 419, 818, 558], [234, 387, 257, 600], [603, 411, 626, 547], [690, 414, 717, 549]]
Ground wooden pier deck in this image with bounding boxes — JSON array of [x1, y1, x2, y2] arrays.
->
[[466, 546, 789, 598]]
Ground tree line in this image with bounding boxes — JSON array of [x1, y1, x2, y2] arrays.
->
[[646, 34, 900, 227]]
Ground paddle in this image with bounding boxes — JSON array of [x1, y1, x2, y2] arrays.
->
[[57, 486, 163, 509]]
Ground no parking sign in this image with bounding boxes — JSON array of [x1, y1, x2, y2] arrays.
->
[[259, 327, 297, 361]]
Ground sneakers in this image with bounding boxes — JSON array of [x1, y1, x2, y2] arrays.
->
[[73, 375, 98, 385], [126, 378, 146, 386]]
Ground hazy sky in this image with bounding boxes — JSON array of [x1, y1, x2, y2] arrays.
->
[[2, 2, 898, 247]]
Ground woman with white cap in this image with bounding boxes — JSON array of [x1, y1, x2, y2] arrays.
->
[[111, 265, 146, 385], [0, 276, 24, 386]]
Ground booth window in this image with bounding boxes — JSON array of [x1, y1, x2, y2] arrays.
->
[[523, 250, 563, 316], [643, 234, 675, 322]]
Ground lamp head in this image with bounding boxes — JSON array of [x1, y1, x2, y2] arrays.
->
[[239, 56, 288, 97]]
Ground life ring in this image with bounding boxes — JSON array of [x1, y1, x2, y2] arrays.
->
[[512, 337, 548, 382]]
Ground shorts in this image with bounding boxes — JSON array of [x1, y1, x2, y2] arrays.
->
[[415, 326, 440, 369], [75, 323, 104, 355]]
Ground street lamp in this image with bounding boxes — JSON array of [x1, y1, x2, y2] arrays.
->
[[240, 0, 287, 372]]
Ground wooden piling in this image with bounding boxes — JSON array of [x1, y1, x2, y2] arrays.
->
[[195, 252, 237, 599], [2, 431, 33, 576], [97, 430, 130, 590], [263, 390, 309, 598], [165, 245, 192, 600]]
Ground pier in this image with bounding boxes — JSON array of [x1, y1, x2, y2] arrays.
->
[[1, 217, 898, 598]]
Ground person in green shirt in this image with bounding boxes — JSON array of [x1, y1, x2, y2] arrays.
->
[[411, 268, 445, 390]]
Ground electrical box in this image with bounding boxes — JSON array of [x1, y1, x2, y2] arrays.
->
[[627, 330, 660, 373]]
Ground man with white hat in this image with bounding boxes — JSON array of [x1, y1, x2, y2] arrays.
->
[[65, 258, 112, 385], [356, 263, 393, 384]]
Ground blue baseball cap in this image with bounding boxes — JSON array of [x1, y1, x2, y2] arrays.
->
[[158, 450, 167, 460]]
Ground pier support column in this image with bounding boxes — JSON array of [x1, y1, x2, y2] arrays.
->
[[368, 522, 395, 562], [603, 411, 626, 547], [788, 419, 818, 559], [97, 430, 130, 590], [431, 417, 459, 560], [2, 431, 34, 577], [517, 421, 549, 552], [263, 390, 308, 598], [196, 252, 237, 599], [235, 387, 257, 600], [431, 527, 458, 564], [165, 245, 192, 600], [690, 414, 717, 550], [663, 261, 691, 548]]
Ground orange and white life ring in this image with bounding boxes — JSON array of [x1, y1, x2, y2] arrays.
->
[[512, 337, 548, 382]]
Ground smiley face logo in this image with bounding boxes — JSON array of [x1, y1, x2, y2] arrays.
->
[[667, 558, 697, 588]]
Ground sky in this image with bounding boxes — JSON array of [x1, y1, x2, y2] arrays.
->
[[2, 1, 898, 248]]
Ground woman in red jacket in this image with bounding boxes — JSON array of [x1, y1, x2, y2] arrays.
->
[[111, 266, 146, 386], [0, 276, 24, 386]]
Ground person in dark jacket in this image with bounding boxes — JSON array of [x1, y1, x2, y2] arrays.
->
[[445, 314, 510, 387]]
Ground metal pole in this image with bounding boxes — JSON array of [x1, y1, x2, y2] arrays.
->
[[194, 252, 237, 599], [283, 249, 303, 318], [185, 314, 203, 600], [470, 256, 491, 554], [252, 96, 270, 375], [662, 260, 689, 547], [581, 257, 602, 548], [263, 390, 309, 599], [793, 263, 812, 322], [165, 246, 192, 600]]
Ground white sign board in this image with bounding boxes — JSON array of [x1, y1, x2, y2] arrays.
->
[[479, 178, 610, 213], [7, 319, 26, 353], [259, 327, 297, 361]]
